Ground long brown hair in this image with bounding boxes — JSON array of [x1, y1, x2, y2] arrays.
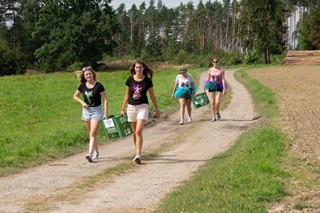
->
[[129, 59, 154, 79], [79, 66, 97, 84]]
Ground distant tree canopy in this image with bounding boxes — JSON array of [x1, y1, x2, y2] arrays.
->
[[0, 0, 319, 75]]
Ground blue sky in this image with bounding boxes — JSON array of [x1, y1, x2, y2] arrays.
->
[[110, 0, 221, 9]]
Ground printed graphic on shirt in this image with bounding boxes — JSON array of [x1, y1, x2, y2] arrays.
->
[[84, 91, 93, 106], [180, 81, 190, 88], [133, 84, 142, 99]]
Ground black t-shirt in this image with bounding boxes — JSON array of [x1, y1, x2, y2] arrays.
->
[[77, 82, 105, 107], [125, 76, 153, 105]]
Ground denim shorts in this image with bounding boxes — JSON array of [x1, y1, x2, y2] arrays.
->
[[127, 104, 149, 122], [82, 105, 103, 121]]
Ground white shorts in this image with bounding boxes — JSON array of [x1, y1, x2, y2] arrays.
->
[[127, 104, 149, 122]]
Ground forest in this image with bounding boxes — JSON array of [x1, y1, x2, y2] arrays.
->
[[0, 0, 319, 75]]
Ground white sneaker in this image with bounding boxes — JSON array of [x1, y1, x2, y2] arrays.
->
[[188, 117, 192, 123], [133, 155, 141, 164], [179, 120, 184, 125], [92, 151, 99, 159]]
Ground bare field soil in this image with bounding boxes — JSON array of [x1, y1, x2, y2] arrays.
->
[[249, 65, 320, 212]]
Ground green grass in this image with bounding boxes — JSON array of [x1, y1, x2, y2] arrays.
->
[[0, 67, 201, 176], [155, 67, 289, 212]]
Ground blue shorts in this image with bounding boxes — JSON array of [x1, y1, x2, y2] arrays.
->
[[82, 105, 103, 121]]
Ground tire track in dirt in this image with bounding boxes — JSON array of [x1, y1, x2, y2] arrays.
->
[[0, 70, 258, 213]]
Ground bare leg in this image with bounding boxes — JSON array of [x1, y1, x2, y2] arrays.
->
[[131, 119, 146, 157], [179, 98, 186, 123], [215, 92, 222, 113], [88, 120, 100, 154], [210, 92, 216, 120], [186, 99, 192, 121]]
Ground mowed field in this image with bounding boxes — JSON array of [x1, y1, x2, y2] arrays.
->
[[248, 65, 320, 211]]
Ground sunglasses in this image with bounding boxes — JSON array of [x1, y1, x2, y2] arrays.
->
[[82, 66, 93, 72], [213, 61, 218, 63]]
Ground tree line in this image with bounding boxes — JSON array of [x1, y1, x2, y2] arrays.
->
[[0, 0, 319, 75]]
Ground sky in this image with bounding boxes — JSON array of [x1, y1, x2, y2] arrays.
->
[[110, 0, 220, 9]]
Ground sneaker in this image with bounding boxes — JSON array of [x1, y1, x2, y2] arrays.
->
[[85, 154, 92, 162], [133, 155, 141, 164], [92, 151, 99, 159], [217, 112, 221, 120], [188, 117, 192, 123], [179, 120, 184, 125], [211, 118, 217, 122]]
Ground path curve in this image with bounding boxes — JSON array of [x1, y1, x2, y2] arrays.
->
[[0, 69, 258, 213]]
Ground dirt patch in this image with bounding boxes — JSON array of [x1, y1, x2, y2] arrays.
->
[[248, 65, 320, 212], [0, 69, 258, 213]]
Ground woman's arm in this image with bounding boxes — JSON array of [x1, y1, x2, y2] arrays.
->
[[121, 86, 130, 116], [101, 91, 108, 119], [73, 89, 88, 108], [221, 69, 226, 94], [191, 81, 195, 95], [148, 87, 160, 119], [171, 82, 178, 99]]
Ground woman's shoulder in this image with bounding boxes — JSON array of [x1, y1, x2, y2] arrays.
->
[[96, 81, 104, 86]]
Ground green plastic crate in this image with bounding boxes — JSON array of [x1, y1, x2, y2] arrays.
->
[[101, 114, 132, 141], [192, 92, 210, 109]]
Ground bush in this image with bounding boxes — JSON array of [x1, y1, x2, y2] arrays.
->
[[244, 51, 264, 64], [0, 42, 19, 76], [66, 62, 84, 72], [175, 50, 187, 64]]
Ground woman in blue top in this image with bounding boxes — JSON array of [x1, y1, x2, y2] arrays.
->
[[73, 66, 109, 162], [121, 60, 160, 164]]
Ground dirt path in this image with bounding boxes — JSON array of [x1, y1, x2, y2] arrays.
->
[[0, 69, 258, 213]]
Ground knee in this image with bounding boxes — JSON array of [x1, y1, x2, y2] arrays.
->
[[134, 129, 143, 137]]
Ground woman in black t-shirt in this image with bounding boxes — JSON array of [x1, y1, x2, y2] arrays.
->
[[121, 60, 160, 164], [73, 66, 109, 162]]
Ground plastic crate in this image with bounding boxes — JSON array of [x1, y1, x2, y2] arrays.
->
[[192, 92, 210, 109], [101, 114, 132, 141]]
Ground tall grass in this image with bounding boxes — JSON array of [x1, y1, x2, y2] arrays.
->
[[0, 67, 201, 176], [155, 67, 289, 212]]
